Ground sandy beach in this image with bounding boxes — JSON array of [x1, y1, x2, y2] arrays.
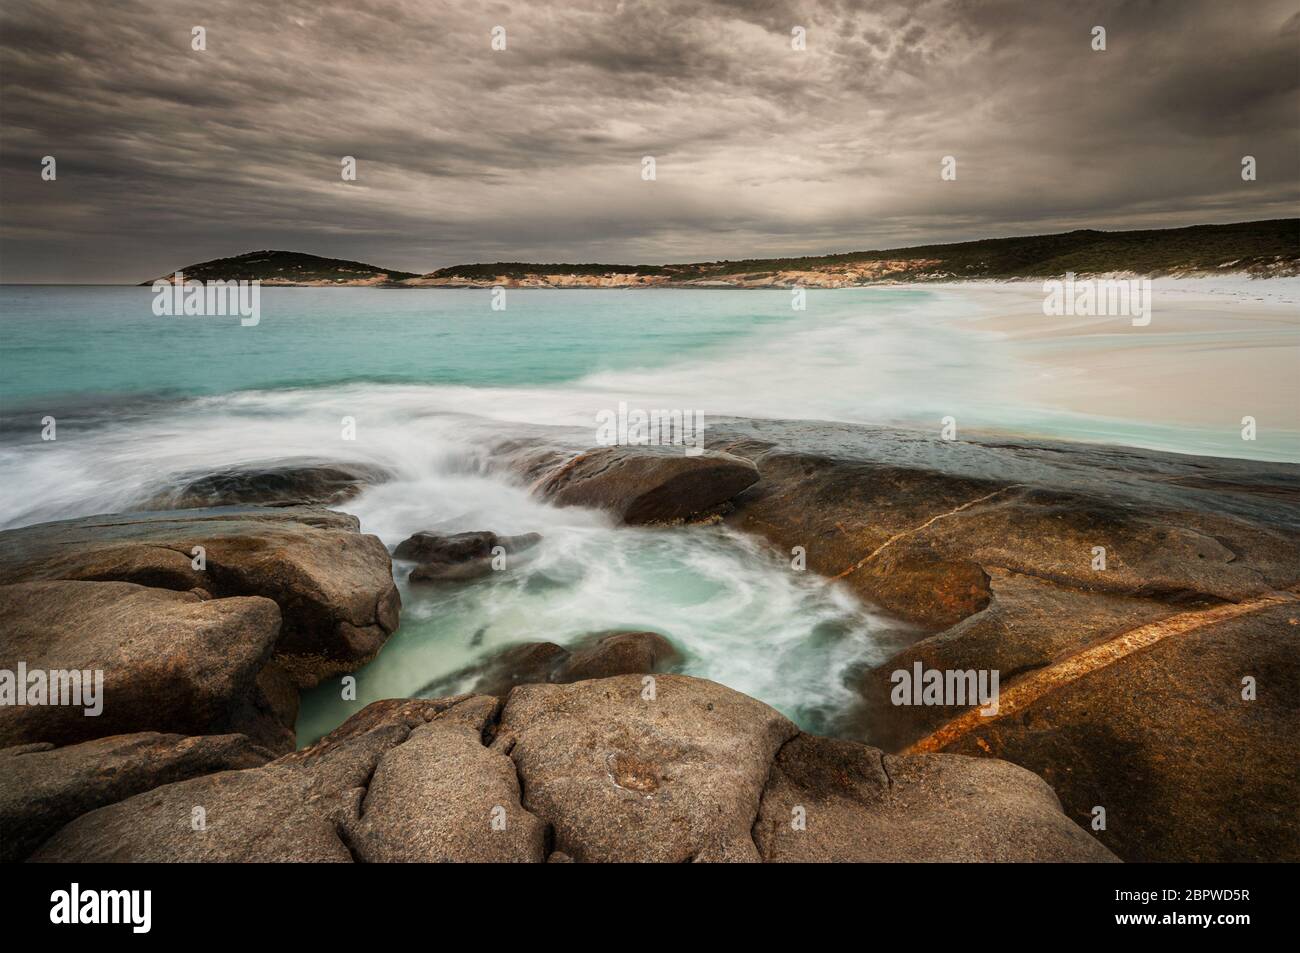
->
[[954, 278, 1300, 443]]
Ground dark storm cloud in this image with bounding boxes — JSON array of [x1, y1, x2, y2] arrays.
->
[[0, 0, 1296, 282]]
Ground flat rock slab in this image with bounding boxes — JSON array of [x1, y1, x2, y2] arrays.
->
[[754, 733, 1117, 862], [0, 506, 400, 687], [856, 570, 1178, 750], [724, 448, 1299, 628], [0, 580, 282, 749], [0, 732, 271, 862], [533, 447, 759, 524]]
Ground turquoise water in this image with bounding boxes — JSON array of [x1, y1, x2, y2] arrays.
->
[[3, 285, 1294, 462], [0, 286, 801, 403], [1, 284, 1295, 744]]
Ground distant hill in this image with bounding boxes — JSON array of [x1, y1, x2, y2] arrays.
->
[[146, 220, 1299, 288], [141, 250, 418, 286], [418, 219, 1300, 286]]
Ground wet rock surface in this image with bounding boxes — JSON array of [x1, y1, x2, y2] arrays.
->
[[419, 631, 681, 698], [532, 446, 760, 524], [393, 529, 540, 563], [142, 459, 393, 510], [395, 529, 542, 584], [934, 600, 1300, 862]]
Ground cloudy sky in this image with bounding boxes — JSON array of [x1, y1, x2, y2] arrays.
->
[[1, 0, 1296, 283]]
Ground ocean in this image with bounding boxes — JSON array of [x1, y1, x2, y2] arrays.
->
[[2, 283, 1296, 743]]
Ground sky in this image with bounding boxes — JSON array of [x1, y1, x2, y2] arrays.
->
[[1, 0, 1297, 283]]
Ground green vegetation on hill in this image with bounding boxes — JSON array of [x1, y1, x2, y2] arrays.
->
[[142, 250, 418, 285], [427, 219, 1299, 280], [150, 219, 1299, 285]]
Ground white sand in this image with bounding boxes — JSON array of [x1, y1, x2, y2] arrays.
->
[[947, 278, 1300, 436]]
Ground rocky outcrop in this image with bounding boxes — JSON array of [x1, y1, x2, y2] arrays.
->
[[0, 506, 400, 687], [418, 631, 681, 698], [29, 694, 540, 863], [533, 446, 759, 524], [0, 505, 402, 771], [713, 419, 1300, 862], [724, 443, 1297, 629], [0, 732, 272, 862], [142, 459, 392, 509], [28, 676, 1112, 863], [852, 570, 1179, 751]]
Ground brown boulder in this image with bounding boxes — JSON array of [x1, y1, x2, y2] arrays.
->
[[346, 695, 546, 862], [0, 580, 286, 750], [856, 569, 1177, 751], [498, 674, 799, 862], [430, 642, 570, 698], [725, 448, 1297, 629], [713, 422, 1300, 862], [533, 447, 759, 524], [409, 557, 497, 583], [0, 507, 401, 687], [393, 530, 540, 563], [28, 677, 1114, 863], [556, 630, 682, 682]]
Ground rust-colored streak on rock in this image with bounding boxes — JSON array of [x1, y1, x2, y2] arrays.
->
[[906, 590, 1298, 754]]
